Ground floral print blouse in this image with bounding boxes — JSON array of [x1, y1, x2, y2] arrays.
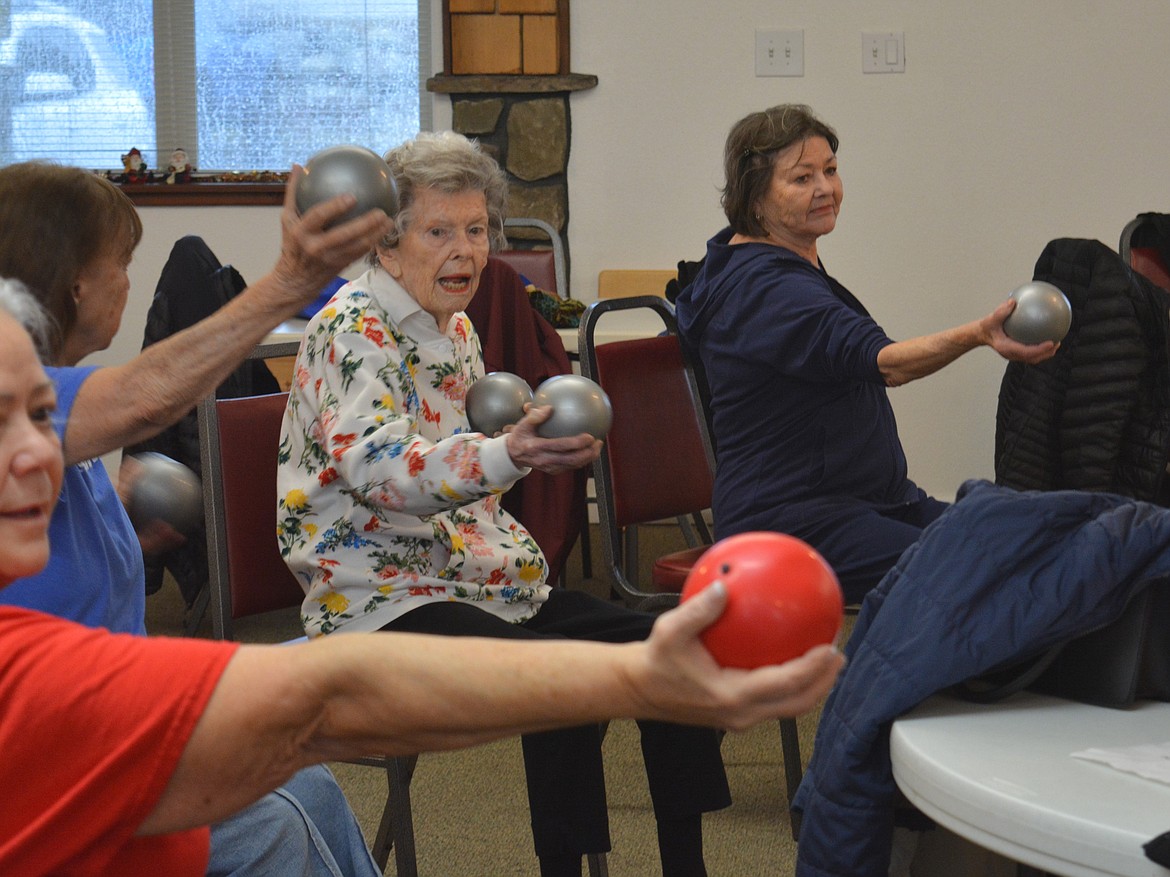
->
[[277, 267, 550, 638]]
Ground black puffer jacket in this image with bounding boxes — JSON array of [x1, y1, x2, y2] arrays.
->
[[126, 236, 279, 606], [995, 237, 1170, 503]]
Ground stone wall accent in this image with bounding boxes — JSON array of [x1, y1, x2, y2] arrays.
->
[[506, 99, 566, 181], [452, 98, 504, 135]]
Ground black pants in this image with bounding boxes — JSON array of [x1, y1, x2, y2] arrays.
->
[[381, 589, 731, 857]]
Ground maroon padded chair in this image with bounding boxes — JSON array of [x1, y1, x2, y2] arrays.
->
[[495, 248, 558, 295], [579, 300, 714, 610], [197, 341, 411, 875], [210, 390, 303, 621]]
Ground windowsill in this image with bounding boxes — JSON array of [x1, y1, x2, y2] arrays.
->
[[118, 182, 286, 207]]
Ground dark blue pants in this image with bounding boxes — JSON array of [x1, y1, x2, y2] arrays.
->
[[778, 494, 950, 604], [381, 589, 731, 857]]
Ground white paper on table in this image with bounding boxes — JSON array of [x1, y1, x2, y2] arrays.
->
[[1072, 742, 1170, 785]]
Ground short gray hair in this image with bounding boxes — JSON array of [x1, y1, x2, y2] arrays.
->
[[0, 278, 53, 361], [371, 131, 509, 262]]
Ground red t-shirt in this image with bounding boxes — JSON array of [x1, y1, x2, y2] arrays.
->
[[0, 607, 239, 876]]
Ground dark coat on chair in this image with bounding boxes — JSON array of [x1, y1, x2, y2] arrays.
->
[[127, 235, 278, 606], [995, 238, 1170, 504], [464, 257, 586, 584], [793, 479, 1170, 877]]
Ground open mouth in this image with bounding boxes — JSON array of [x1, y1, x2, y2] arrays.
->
[[439, 275, 473, 294]]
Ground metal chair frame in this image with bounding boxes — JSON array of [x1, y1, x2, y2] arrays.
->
[[578, 296, 712, 611], [578, 297, 805, 838], [502, 217, 567, 299], [1119, 213, 1170, 290]]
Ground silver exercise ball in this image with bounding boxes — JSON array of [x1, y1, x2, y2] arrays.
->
[[294, 145, 398, 227], [127, 452, 203, 534], [533, 375, 613, 440], [466, 372, 533, 436], [1003, 281, 1072, 345]]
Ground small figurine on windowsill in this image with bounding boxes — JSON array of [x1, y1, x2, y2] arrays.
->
[[165, 147, 194, 184], [120, 148, 149, 184]]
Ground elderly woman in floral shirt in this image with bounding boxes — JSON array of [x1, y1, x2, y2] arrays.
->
[[277, 131, 734, 877]]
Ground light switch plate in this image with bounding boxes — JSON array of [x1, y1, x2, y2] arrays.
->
[[863, 32, 905, 73], [756, 30, 804, 77]]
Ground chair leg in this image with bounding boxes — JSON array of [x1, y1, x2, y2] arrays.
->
[[621, 526, 639, 588], [579, 513, 593, 579], [586, 852, 609, 876], [184, 584, 209, 636], [779, 718, 803, 841], [371, 755, 419, 875]]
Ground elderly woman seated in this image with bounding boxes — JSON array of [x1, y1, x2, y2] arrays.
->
[[277, 131, 746, 877]]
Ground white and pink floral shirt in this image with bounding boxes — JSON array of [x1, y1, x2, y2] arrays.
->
[[277, 267, 550, 638]]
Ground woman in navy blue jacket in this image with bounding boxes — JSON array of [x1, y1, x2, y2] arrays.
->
[[676, 104, 1056, 602]]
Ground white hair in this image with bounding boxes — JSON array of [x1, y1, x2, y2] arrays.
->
[[0, 278, 53, 361]]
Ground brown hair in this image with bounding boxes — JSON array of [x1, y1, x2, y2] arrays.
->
[[0, 162, 143, 356], [721, 104, 839, 237]]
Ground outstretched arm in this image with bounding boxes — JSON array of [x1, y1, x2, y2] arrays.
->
[[876, 298, 1058, 388], [141, 582, 843, 835], [61, 171, 393, 465]]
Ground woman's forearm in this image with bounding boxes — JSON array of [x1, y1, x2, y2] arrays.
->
[[140, 586, 843, 835], [875, 297, 1059, 389], [63, 278, 302, 464], [876, 320, 985, 387], [61, 183, 391, 466]]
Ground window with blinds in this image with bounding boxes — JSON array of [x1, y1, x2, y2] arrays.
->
[[0, 0, 427, 173]]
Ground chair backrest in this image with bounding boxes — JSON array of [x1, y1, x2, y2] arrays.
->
[[499, 217, 566, 298], [597, 269, 677, 300], [1120, 214, 1170, 290], [199, 340, 304, 640], [580, 296, 715, 530]]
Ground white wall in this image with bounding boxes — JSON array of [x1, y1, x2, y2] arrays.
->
[[109, 0, 1170, 499]]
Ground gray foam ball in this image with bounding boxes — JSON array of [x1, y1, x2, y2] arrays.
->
[[533, 375, 613, 440], [1003, 281, 1072, 345], [466, 372, 533, 436], [294, 145, 398, 227], [128, 452, 203, 534]]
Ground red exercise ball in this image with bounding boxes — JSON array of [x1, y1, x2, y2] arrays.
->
[[680, 532, 844, 669]]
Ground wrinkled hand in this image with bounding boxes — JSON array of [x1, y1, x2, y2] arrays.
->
[[981, 298, 1060, 364], [630, 582, 844, 731], [268, 164, 394, 309], [504, 405, 602, 474]]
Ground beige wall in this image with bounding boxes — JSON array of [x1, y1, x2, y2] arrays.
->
[[108, 0, 1170, 498]]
